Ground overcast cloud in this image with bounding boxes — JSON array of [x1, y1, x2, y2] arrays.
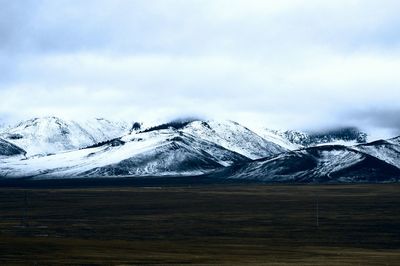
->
[[0, 0, 400, 137]]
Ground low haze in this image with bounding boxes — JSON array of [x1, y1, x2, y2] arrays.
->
[[1, 0, 400, 138]]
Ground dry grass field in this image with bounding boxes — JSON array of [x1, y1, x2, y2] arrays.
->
[[0, 181, 399, 265]]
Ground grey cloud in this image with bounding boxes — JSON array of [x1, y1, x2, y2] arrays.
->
[[0, 0, 37, 52], [0, 0, 400, 138], [2, 0, 400, 56], [348, 108, 400, 134]]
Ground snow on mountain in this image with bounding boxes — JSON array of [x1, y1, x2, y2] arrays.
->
[[180, 120, 287, 159], [390, 136, 400, 144], [1, 116, 399, 182], [249, 128, 303, 150], [0, 117, 131, 156], [268, 127, 368, 148], [354, 136, 400, 169], [0, 127, 249, 178], [0, 138, 26, 157], [208, 145, 400, 183]]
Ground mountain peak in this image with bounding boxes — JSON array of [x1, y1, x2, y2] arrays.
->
[[0, 117, 130, 156], [1, 117, 399, 182], [271, 127, 368, 147]]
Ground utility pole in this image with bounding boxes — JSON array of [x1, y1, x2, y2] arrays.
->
[[22, 190, 29, 227], [316, 192, 319, 228]]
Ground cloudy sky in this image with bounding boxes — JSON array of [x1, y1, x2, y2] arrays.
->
[[1, 0, 399, 137]]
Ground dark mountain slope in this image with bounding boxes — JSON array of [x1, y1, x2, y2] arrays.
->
[[0, 139, 26, 157], [207, 145, 400, 183]]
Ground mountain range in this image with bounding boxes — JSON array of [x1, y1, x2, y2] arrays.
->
[[0, 117, 131, 156], [0, 116, 399, 183]]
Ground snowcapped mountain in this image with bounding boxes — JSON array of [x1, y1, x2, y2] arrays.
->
[[208, 145, 400, 183], [0, 126, 249, 178], [354, 136, 400, 169], [249, 127, 302, 150], [264, 127, 368, 149], [0, 116, 399, 183], [0, 117, 131, 156], [179, 120, 287, 159], [0, 138, 26, 157]]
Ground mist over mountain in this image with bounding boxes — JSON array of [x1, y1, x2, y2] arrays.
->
[[1, 1, 400, 183], [268, 127, 368, 148], [2, 1, 400, 139], [0, 116, 398, 183], [1, 2, 400, 264]]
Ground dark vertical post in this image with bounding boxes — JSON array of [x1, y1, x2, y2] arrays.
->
[[316, 192, 319, 228], [23, 190, 28, 227]]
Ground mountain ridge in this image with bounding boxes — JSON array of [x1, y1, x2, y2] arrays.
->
[[0, 116, 132, 156], [206, 145, 400, 183], [265, 127, 368, 148], [0, 116, 399, 183]]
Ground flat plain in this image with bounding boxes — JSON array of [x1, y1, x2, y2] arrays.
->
[[0, 180, 399, 265]]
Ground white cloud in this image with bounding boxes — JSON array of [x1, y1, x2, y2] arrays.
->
[[1, 0, 400, 136]]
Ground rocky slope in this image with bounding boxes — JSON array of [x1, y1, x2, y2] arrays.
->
[[0, 127, 250, 178], [207, 145, 400, 183], [0, 117, 131, 156], [354, 136, 400, 169], [265, 127, 368, 148], [180, 120, 287, 159], [0, 138, 26, 157], [0, 117, 399, 183]]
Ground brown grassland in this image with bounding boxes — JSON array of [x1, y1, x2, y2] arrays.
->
[[0, 182, 399, 265]]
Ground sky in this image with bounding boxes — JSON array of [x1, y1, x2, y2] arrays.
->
[[0, 0, 400, 138]]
